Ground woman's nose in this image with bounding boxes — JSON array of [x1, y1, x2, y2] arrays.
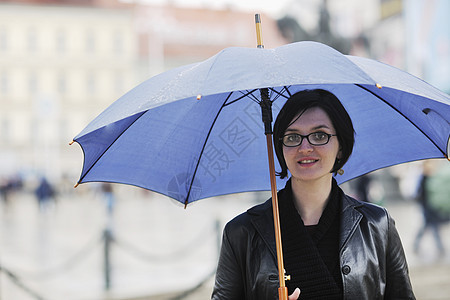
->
[[297, 139, 313, 151]]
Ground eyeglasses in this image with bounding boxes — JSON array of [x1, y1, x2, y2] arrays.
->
[[281, 132, 337, 147]]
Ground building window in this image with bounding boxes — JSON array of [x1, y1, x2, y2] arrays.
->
[[28, 72, 38, 94], [57, 72, 66, 95], [0, 71, 8, 95], [86, 72, 96, 95], [1, 117, 9, 142], [113, 30, 124, 55], [85, 29, 95, 54], [59, 119, 69, 144], [30, 119, 39, 143], [27, 28, 38, 53], [56, 29, 66, 54], [0, 27, 7, 52], [114, 73, 124, 95]]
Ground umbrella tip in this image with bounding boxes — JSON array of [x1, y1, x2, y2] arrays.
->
[[197, 94, 202, 100], [69, 140, 74, 145], [376, 83, 382, 89], [255, 13, 264, 49], [74, 182, 79, 188]]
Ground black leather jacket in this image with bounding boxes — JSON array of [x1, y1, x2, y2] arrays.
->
[[212, 192, 415, 299]]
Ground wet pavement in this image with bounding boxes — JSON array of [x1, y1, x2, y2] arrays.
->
[[1, 185, 449, 300]]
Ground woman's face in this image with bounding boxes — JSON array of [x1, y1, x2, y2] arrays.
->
[[282, 106, 341, 183]]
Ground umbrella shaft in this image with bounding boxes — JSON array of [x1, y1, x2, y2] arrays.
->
[[265, 134, 287, 298], [279, 287, 289, 300], [260, 88, 273, 134]]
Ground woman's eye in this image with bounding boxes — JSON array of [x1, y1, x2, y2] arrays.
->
[[287, 135, 297, 142], [283, 134, 300, 145], [311, 132, 327, 141]]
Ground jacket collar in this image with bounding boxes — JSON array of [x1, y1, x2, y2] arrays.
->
[[248, 199, 278, 260], [246, 188, 365, 260], [339, 194, 364, 251]]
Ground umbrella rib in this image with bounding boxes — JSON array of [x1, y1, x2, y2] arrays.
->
[[223, 89, 259, 106], [284, 86, 292, 97], [77, 111, 146, 184], [269, 86, 291, 102], [184, 92, 234, 206], [356, 84, 447, 158], [223, 87, 291, 108]]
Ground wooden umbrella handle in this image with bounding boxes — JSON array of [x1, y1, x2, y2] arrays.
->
[[256, 13, 288, 300], [266, 134, 288, 300]]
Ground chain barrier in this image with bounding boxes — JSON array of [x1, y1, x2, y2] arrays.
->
[[113, 220, 219, 263], [0, 232, 104, 300], [1, 219, 222, 298], [2, 232, 104, 281], [0, 265, 46, 300], [169, 268, 216, 300]]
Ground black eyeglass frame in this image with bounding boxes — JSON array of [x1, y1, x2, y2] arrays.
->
[[280, 132, 337, 147]]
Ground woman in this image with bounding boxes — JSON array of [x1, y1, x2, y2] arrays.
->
[[212, 89, 415, 299]]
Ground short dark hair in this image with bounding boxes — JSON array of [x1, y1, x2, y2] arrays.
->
[[273, 89, 355, 178]]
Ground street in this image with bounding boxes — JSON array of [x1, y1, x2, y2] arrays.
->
[[1, 183, 449, 300]]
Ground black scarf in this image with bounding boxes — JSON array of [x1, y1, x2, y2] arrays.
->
[[279, 179, 343, 299]]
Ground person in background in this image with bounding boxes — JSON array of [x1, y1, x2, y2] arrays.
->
[[35, 176, 55, 213], [413, 160, 446, 256], [353, 174, 372, 202]]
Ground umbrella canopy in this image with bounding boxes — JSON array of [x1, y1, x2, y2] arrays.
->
[[73, 41, 450, 205]]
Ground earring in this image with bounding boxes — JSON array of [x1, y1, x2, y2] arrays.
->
[[336, 158, 344, 175]]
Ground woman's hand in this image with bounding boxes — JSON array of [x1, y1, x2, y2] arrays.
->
[[288, 288, 301, 300]]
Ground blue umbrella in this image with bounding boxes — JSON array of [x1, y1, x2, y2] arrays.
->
[[72, 41, 450, 205], [72, 24, 450, 299]]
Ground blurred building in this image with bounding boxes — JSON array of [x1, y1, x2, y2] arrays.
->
[[0, 0, 286, 182], [0, 0, 138, 180], [369, 0, 405, 67], [134, 5, 286, 76], [404, 0, 450, 93], [1, 0, 446, 189], [277, 0, 404, 62]]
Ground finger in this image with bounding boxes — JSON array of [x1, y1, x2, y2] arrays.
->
[[288, 287, 301, 300]]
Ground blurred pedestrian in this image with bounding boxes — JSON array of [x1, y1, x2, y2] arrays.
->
[[0, 174, 23, 207], [35, 177, 55, 213], [413, 161, 446, 256], [101, 183, 115, 215], [427, 161, 450, 222], [0, 177, 11, 207], [353, 174, 372, 202]]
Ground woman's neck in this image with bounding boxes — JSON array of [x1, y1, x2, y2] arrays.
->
[[290, 177, 333, 226]]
